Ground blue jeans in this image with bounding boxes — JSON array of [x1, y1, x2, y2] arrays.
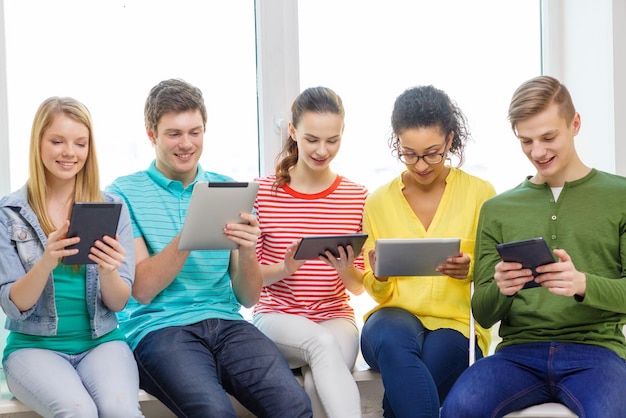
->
[[361, 307, 481, 418], [3, 341, 143, 418], [441, 341, 626, 418], [134, 318, 312, 418]]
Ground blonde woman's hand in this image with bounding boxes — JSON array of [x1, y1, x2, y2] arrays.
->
[[89, 234, 125, 275], [42, 220, 80, 271]]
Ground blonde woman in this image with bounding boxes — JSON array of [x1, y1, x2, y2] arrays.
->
[[0, 97, 142, 418]]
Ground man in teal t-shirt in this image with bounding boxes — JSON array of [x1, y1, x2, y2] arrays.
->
[[442, 75, 626, 418], [107, 78, 311, 418]]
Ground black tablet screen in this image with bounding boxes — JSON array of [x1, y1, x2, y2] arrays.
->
[[62, 203, 122, 265]]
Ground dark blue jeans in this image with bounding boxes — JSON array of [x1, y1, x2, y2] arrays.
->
[[134, 318, 312, 418], [441, 341, 626, 418], [361, 307, 481, 418]]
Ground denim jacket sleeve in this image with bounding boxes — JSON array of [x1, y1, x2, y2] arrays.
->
[[104, 192, 135, 292], [0, 191, 135, 336]]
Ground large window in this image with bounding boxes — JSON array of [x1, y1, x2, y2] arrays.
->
[[4, 0, 259, 191], [298, 0, 541, 194], [297, 0, 541, 321], [3, 1, 541, 323]]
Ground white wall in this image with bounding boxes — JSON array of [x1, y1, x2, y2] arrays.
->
[[542, 0, 626, 175]]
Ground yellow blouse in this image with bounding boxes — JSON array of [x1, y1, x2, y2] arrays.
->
[[362, 167, 496, 355]]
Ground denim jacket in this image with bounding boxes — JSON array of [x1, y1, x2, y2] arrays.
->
[[0, 186, 135, 338]]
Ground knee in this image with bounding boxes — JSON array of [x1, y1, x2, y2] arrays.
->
[[304, 330, 344, 363]]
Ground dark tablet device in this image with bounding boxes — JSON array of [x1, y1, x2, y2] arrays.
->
[[496, 237, 556, 289], [62, 202, 122, 265], [178, 181, 259, 251], [293, 234, 368, 260]]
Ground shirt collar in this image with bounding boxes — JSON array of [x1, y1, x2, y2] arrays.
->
[[146, 160, 206, 191]]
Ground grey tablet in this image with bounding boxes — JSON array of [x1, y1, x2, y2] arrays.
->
[[374, 238, 461, 277], [178, 181, 259, 251], [496, 237, 556, 289], [293, 234, 368, 260], [62, 202, 122, 265]]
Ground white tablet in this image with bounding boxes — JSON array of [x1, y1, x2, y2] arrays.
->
[[374, 238, 461, 277], [178, 181, 259, 251]]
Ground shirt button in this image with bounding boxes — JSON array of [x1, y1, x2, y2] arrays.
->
[[18, 231, 27, 240]]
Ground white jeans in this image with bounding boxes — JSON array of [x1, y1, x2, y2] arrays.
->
[[3, 341, 143, 418], [253, 313, 361, 418]]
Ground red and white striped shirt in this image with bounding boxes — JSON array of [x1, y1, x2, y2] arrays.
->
[[253, 175, 368, 321]]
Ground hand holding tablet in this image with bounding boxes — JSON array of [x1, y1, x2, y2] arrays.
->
[[178, 181, 259, 251], [496, 237, 556, 289], [293, 234, 368, 260], [374, 238, 461, 277]]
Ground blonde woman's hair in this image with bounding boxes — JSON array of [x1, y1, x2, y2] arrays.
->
[[27, 97, 102, 236]]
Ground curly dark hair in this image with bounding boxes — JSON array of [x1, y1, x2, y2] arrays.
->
[[389, 85, 470, 166]]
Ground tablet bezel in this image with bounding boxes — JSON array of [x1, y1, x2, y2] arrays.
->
[[374, 238, 461, 277], [292, 233, 368, 260], [62, 202, 122, 265], [178, 181, 259, 251], [495, 237, 556, 289]]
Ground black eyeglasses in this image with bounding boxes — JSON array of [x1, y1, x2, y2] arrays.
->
[[397, 141, 448, 165]]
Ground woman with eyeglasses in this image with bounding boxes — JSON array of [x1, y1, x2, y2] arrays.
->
[[359, 85, 496, 418], [252, 86, 368, 418]]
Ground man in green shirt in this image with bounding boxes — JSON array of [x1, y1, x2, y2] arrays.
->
[[442, 75, 626, 418]]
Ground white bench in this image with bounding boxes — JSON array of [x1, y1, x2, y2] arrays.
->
[[0, 364, 384, 418]]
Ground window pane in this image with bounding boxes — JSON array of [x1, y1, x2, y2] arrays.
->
[[5, 0, 259, 191], [298, 0, 541, 194]]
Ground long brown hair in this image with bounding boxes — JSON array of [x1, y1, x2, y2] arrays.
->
[[273, 86, 345, 191], [27, 97, 102, 236]]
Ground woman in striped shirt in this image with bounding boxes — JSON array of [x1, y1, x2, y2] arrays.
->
[[253, 87, 368, 418]]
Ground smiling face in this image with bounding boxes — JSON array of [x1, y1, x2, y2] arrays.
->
[[398, 126, 451, 188], [290, 111, 343, 174], [149, 109, 204, 187], [40, 113, 89, 187], [515, 103, 581, 186]]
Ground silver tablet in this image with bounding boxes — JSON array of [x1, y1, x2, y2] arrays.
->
[[374, 238, 461, 277], [178, 181, 259, 251]]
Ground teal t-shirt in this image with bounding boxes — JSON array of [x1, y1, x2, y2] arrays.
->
[[3, 264, 124, 361], [107, 162, 244, 350]]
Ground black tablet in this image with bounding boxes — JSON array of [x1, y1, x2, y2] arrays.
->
[[62, 202, 122, 265], [293, 234, 368, 260], [496, 237, 556, 289]]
